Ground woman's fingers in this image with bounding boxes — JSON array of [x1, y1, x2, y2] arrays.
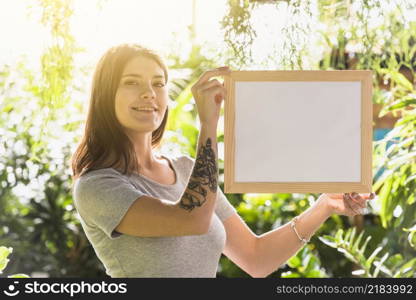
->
[[351, 192, 375, 200], [194, 67, 231, 87], [326, 192, 375, 200], [343, 195, 359, 216], [197, 79, 227, 104], [346, 193, 372, 216], [325, 191, 376, 216], [327, 193, 342, 199], [343, 194, 362, 215], [348, 193, 367, 208], [199, 79, 223, 91]]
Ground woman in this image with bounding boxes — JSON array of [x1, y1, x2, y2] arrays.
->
[[71, 43, 376, 278]]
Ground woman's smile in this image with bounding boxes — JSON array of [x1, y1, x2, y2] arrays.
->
[[131, 107, 156, 113], [130, 108, 157, 118]]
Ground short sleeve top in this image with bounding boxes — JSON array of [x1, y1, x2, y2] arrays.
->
[[72, 154, 237, 278]]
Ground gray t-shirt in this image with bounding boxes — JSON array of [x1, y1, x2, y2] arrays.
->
[[72, 154, 237, 278]]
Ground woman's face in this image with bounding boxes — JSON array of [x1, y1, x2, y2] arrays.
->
[[115, 55, 168, 136]]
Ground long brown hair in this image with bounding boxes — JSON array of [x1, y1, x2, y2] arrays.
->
[[71, 43, 169, 183]]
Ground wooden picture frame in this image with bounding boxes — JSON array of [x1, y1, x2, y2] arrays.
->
[[223, 70, 373, 194]]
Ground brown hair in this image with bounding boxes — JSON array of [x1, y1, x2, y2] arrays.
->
[[70, 43, 169, 183]]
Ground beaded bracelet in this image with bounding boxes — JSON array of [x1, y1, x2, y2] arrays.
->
[[290, 216, 310, 244]]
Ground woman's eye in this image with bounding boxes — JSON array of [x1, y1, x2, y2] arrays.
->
[[125, 80, 138, 85], [122, 81, 165, 88]]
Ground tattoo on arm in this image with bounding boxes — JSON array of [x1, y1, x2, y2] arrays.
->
[[179, 138, 217, 212]]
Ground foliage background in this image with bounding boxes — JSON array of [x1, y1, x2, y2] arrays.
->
[[0, 0, 415, 278]]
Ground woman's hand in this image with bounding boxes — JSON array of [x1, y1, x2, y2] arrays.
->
[[191, 66, 231, 126], [319, 192, 376, 217]]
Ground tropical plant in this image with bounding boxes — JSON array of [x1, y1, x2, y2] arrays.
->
[[320, 227, 416, 277], [0, 246, 30, 278]]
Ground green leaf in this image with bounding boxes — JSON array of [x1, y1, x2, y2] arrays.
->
[[0, 246, 12, 260], [378, 69, 414, 91], [386, 254, 403, 268], [380, 96, 416, 115], [396, 112, 416, 126], [1, 103, 14, 113], [344, 228, 352, 246], [394, 258, 416, 277], [351, 269, 366, 276], [318, 236, 338, 248], [379, 176, 394, 228], [359, 236, 372, 255], [348, 227, 357, 250], [365, 246, 383, 270], [372, 252, 390, 277], [404, 174, 416, 185], [8, 274, 30, 278], [287, 255, 301, 268], [335, 229, 344, 242], [387, 151, 416, 169], [0, 246, 13, 273], [281, 271, 301, 278], [337, 248, 357, 263], [307, 269, 326, 278], [352, 231, 365, 252]]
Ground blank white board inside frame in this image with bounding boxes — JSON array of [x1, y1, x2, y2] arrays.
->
[[223, 70, 373, 194]]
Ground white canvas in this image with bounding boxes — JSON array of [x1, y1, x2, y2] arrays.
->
[[234, 81, 362, 183]]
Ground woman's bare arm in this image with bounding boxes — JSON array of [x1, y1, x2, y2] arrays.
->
[[174, 122, 219, 231], [115, 123, 218, 237]]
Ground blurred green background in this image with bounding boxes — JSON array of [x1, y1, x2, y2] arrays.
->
[[0, 0, 415, 278]]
